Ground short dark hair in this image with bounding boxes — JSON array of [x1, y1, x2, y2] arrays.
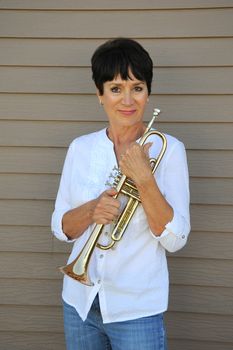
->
[[91, 38, 153, 96]]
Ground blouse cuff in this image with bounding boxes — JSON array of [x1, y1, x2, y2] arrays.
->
[[51, 210, 76, 243], [150, 209, 187, 241]]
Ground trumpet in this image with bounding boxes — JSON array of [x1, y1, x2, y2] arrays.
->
[[59, 108, 167, 285]]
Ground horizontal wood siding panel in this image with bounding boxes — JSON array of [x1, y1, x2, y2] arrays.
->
[[0, 174, 60, 200], [166, 312, 233, 343], [187, 150, 233, 178], [0, 279, 62, 305], [0, 120, 233, 150], [0, 305, 63, 332], [0, 253, 232, 287], [1, 0, 233, 10], [172, 231, 233, 259], [169, 285, 233, 315], [1, 174, 233, 206], [0, 226, 71, 253], [168, 285, 233, 315], [0, 147, 66, 174], [190, 178, 233, 205], [1, 94, 233, 122], [1, 67, 233, 94], [1, 38, 233, 66], [0, 121, 103, 147], [0, 332, 65, 350], [190, 204, 233, 232], [169, 339, 233, 350], [0, 9, 233, 38], [1, 148, 232, 177], [168, 257, 233, 287], [0, 252, 67, 280], [0, 200, 54, 226]]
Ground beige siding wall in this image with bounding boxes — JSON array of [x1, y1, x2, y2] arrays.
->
[[0, 1, 233, 349]]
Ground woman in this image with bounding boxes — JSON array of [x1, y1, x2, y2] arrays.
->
[[51, 38, 190, 350]]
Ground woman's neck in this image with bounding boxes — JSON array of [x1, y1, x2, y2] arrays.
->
[[107, 122, 146, 162], [107, 122, 145, 146]]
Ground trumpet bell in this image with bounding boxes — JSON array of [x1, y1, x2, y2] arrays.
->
[[59, 263, 93, 286]]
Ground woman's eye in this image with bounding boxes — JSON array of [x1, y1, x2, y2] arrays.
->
[[134, 86, 143, 92], [111, 87, 120, 93]]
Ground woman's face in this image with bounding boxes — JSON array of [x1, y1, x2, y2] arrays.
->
[[98, 72, 149, 129]]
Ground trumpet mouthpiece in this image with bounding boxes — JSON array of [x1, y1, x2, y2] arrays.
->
[[153, 108, 161, 116]]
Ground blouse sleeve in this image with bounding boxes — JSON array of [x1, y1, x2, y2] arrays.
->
[[51, 141, 76, 242], [152, 140, 191, 252]]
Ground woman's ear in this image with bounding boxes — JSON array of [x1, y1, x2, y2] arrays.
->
[[96, 89, 103, 105]]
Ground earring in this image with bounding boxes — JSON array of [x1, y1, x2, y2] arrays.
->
[[147, 98, 149, 103], [99, 100, 103, 105]]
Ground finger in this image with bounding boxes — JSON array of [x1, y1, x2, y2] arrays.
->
[[93, 207, 119, 224], [105, 188, 118, 197], [98, 194, 120, 209], [143, 142, 153, 156]]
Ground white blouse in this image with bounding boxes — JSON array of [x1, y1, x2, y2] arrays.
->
[[51, 127, 190, 323]]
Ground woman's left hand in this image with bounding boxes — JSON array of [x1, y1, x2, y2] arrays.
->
[[119, 142, 153, 185]]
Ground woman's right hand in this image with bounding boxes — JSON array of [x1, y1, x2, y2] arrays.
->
[[92, 188, 121, 225], [62, 188, 120, 239]]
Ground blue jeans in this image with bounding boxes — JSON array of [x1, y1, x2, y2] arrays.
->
[[63, 295, 167, 350]]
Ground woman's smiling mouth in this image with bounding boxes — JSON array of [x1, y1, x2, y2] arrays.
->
[[118, 109, 136, 116]]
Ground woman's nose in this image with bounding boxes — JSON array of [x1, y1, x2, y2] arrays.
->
[[122, 91, 133, 105]]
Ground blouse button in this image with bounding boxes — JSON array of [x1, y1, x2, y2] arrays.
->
[[182, 235, 186, 239]]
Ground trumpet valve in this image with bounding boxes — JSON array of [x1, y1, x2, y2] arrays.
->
[[105, 167, 122, 189], [113, 173, 122, 187], [112, 165, 118, 172], [105, 181, 113, 188]]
